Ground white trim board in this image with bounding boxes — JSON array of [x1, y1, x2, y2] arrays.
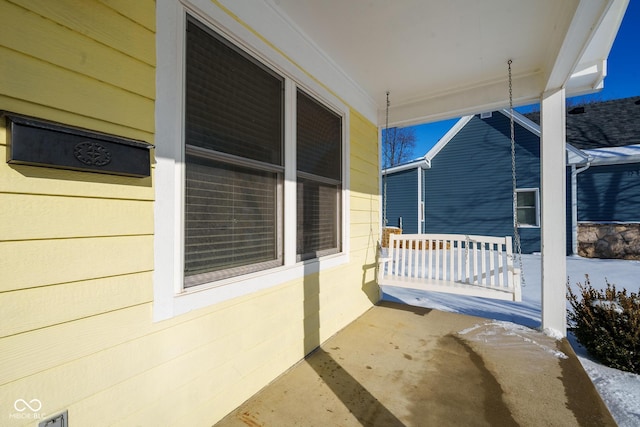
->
[[154, 0, 352, 321]]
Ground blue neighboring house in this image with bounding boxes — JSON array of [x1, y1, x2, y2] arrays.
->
[[382, 96, 640, 255]]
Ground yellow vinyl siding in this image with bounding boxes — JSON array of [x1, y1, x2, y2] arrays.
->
[[0, 194, 153, 241], [0, 46, 154, 134], [0, 1, 381, 426], [0, 1, 154, 100], [0, 1, 157, 423], [98, 0, 156, 32], [0, 235, 154, 292], [0, 97, 153, 142], [8, 0, 155, 66], [0, 272, 153, 338]]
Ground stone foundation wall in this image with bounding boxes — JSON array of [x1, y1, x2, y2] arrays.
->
[[578, 223, 640, 260]]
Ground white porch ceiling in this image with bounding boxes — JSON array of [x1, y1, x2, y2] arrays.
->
[[270, 0, 628, 126]]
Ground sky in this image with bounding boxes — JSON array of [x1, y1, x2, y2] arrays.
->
[[409, 1, 640, 158]]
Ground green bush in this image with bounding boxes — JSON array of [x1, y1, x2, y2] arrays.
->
[[567, 276, 640, 374]]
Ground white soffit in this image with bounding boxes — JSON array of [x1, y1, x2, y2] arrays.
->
[[264, 0, 627, 126]]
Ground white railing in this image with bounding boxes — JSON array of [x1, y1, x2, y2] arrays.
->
[[378, 233, 521, 302]]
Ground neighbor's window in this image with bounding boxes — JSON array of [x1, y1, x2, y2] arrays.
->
[[516, 189, 539, 227], [183, 16, 284, 287], [296, 90, 342, 261]]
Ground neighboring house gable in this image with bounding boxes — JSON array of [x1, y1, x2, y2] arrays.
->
[[422, 111, 543, 253], [383, 97, 640, 256], [383, 109, 582, 254]]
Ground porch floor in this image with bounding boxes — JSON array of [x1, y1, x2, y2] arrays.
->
[[215, 301, 615, 426]]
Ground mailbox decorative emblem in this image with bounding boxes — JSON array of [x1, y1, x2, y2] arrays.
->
[[74, 142, 112, 166]]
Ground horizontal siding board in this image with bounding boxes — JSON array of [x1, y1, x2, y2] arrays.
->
[[0, 272, 152, 338], [0, 309, 256, 420], [350, 170, 378, 195], [0, 95, 154, 143], [1, 288, 305, 423], [350, 209, 378, 225], [350, 191, 379, 211], [0, 146, 154, 200], [385, 168, 418, 232], [0, 303, 152, 386], [98, 0, 156, 32], [425, 114, 542, 253], [0, 0, 154, 100], [11, 0, 155, 65], [0, 235, 154, 291], [112, 341, 298, 427], [0, 194, 153, 241], [578, 163, 640, 222], [0, 47, 154, 133]]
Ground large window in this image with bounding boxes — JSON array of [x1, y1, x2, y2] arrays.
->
[[154, 1, 350, 320], [297, 90, 342, 260], [182, 15, 344, 287], [184, 17, 284, 286], [516, 188, 540, 227]]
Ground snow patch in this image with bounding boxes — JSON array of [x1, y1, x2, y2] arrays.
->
[[542, 328, 565, 340], [458, 320, 568, 359]]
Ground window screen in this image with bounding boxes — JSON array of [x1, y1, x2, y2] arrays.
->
[[296, 90, 342, 260], [184, 16, 284, 286]]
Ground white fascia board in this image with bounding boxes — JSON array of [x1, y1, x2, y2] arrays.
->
[[424, 115, 473, 163], [382, 159, 429, 175], [217, 0, 377, 123], [549, 0, 628, 96], [497, 109, 591, 165], [566, 0, 627, 95], [544, 0, 610, 93], [498, 109, 540, 136], [565, 59, 608, 96], [566, 143, 590, 165]]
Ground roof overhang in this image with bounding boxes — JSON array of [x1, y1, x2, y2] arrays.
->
[[244, 0, 627, 127], [382, 158, 430, 175]]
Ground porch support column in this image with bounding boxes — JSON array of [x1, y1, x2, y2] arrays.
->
[[540, 88, 567, 337]]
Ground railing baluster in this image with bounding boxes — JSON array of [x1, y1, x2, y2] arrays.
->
[[435, 240, 440, 280], [449, 239, 454, 282], [427, 239, 433, 279], [497, 242, 504, 288], [421, 239, 427, 278], [489, 242, 496, 287]]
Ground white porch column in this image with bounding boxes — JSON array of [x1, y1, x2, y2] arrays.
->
[[540, 88, 567, 336]]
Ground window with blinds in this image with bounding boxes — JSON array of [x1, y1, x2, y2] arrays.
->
[[296, 90, 342, 260], [184, 16, 284, 287]]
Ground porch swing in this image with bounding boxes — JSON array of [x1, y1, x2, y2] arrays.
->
[[378, 60, 523, 302]]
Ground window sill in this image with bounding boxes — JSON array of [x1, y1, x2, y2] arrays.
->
[[154, 252, 349, 321]]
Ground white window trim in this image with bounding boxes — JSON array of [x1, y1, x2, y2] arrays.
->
[[515, 188, 540, 228], [154, 0, 350, 321]]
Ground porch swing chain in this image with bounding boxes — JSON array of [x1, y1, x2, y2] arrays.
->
[[508, 60, 525, 286], [383, 91, 390, 229]]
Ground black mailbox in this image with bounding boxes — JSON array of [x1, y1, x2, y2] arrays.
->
[[4, 112, 152, 178]]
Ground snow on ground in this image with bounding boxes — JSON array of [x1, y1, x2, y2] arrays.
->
[[382, 254, 640, 426]]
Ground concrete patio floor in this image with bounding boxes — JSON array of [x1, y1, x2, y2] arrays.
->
[[215, 301, 615, 426]]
